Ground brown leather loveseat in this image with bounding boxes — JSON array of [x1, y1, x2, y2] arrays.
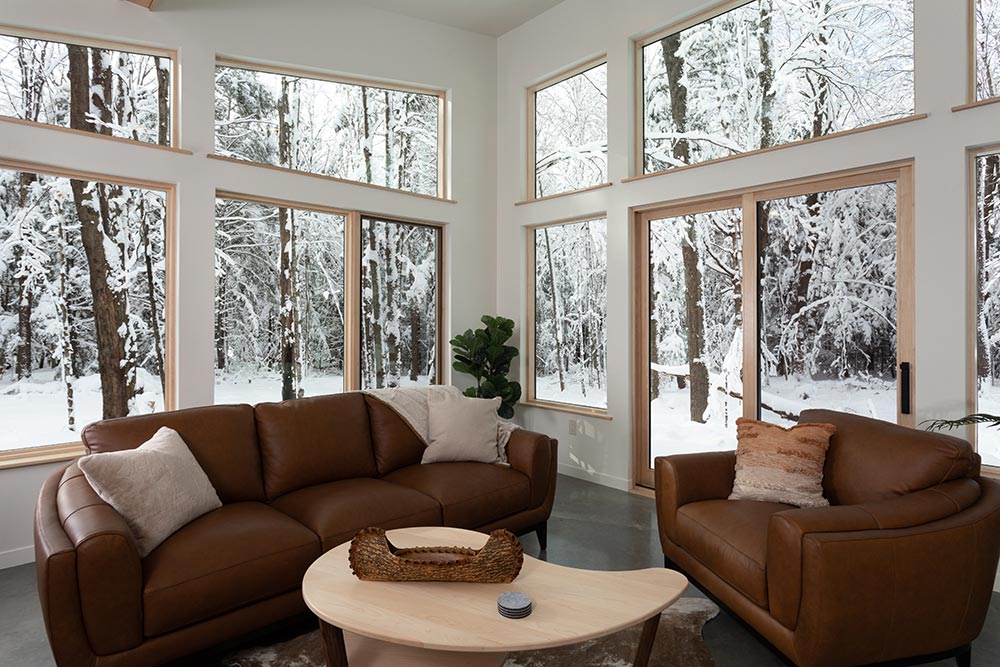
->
[[34, 392, 557, 667], [655, 409, 1000, 667]]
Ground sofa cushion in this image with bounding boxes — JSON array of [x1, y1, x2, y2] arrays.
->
[[800, 410, 977, 505], [383, 463, 531, 528], [255, 393, 378, 499], [271, 478, 442, 550], [676, 499, 793, 608], [142, 502, 319, 637], [364, 394, 426, 475], [81, 404, 264, 503]]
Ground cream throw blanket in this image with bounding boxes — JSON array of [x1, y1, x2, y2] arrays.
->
[[362, 385, 519, 464]]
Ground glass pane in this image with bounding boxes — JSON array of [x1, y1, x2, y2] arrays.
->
[[214, 199, 346, 403], [0, 169, 166, 450], [215, 66, 439, 196], [976, 151, 1000, 467], [759, 183, 897, 425], [976, 0, 1000, 101], [649, 208, 743, 462], [361, 218, 439, 389], [533, 218, 607, 408], [642, 0, 913, 172], [534, 63, 608, 197], [0, 34, 171, 145]]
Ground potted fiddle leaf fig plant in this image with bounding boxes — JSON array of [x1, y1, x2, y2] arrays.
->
[[450, 315, 522, 419]]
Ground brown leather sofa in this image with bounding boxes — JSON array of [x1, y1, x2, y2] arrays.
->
[[655, 409, 1000, 667], [34, 392, 557, 667]]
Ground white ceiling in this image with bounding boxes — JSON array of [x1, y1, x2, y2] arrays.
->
[[340, 0, 565, 36]]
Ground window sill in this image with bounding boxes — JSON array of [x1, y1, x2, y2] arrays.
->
[[623, 113, 928, 185], [519, 399, 612, 420], [0, 115, 193, 155], [952, 96, 1000, 113], [207, 154, 457, 204], [515, 182, 613, 206], [0, 442, 85, 471]]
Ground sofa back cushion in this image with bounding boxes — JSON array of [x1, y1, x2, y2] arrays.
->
[[254, 393, 377, 499], [799, 409, 977, 505], [81, 404, 264, 503], [364, 395, 426, 475]]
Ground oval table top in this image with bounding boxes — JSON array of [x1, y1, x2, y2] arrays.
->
[[303, 526, 688, 654]]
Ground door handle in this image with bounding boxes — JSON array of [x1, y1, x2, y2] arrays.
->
[[900, 362, 911, 415]]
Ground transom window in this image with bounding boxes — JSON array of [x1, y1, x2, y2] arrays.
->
[[974, 0, 1000, 102]]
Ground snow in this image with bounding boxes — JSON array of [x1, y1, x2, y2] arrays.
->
[[214, 373, 344, 405], [536, 375, 606, 410]]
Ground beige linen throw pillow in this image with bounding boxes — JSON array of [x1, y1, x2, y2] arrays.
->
[[77, 426, 222, 557], [729, 418, 836, 508], [423, 392, 503, 464]]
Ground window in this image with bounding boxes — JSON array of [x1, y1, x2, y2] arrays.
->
[[0, 164, 171, 451], [528, 217, 608, 411], [360, 217, 441, 389], [0, 28, 175, 146], [634, 165, 913, 487], [973, 149, 1000, 468], [214, 60, 443, 197], [974, 0, 1000, 102], [530, 61, 608, 198], [639, 0, 914, 173], [215, 197, 346, 403]]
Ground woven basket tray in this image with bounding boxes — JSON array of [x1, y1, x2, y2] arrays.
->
[[348, 527, 524, 583]]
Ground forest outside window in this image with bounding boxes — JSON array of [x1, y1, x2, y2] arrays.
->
[[528, 217, 608, 412], [0, 27, 175, 146], [639, 0, 914, 174], [530, 60, 608, 199], [974, 0, 1000, 102], [973, 148, 1000, 469], [0, 164, 172, 453], [215, 60, 444, 198]]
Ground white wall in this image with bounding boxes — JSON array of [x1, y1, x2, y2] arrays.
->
[[497, 0, 998, 491], [0, 0, 497, 567]]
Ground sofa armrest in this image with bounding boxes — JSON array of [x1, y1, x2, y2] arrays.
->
[[767, 477, 985, 632], [655, 452, 736, 546], [506, 429, 556, 509], [54, 464, 144, 656]]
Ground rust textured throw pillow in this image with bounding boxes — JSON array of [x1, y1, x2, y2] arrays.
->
[[729, 418, 836, 508]]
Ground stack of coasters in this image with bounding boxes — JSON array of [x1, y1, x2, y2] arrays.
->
[[497, 592, 532, 619]]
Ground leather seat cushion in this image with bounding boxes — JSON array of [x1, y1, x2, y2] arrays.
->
[[676, 499, 793, 608], [383, 463, 531, 528], [142, 502, 319, 637], [271, 478, 442, 550]]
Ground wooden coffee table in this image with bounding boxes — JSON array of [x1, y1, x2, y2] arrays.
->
[[302, 526, 688, 667]]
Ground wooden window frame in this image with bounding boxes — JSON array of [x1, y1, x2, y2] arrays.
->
[[0, 24, 186, 153], [0, 157, 177, 470], [955, 0, 1000, 113], [631, 0, 921, 180], [631, 161, 915, 488], [211, 57, 451, 202], [213, 192, 447, 395], [523, 213, 612, 420], [966, 145, 1000, 478], [523, 56, 610, 204]]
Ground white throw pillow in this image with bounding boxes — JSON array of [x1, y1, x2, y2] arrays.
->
[[423, 392, 502, 464], [77, 427, 222, 557]]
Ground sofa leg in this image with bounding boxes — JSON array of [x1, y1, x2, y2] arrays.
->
[[955, 644, 971, 667], [536, 523, 547, 551]]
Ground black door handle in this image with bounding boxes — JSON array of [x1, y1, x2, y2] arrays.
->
[[900, 362, 911, 415]]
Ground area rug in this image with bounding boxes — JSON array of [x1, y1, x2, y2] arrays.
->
[[223, 597, 719, 667]]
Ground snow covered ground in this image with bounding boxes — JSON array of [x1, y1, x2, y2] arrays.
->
[[536, 374, 607, 409], [214, 374, 345, 406]]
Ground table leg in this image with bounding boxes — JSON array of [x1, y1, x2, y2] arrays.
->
[[320, 620, 349, 667], [632, 613, 661, 667]]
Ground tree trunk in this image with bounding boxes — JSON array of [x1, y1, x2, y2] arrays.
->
[[758, 0, 775, 149], [278, 77, 299, 400], [56, 208, 75, 431], [14, 173, 35, 380], [543, 228, 566, 391], [154, 56, 170, 145], [409, 305, 422, 381], [90, 48, 113, 136], [361, 86, 373, 184], [660, 32, 690, 165], [140, 199, 165, 396], [366, 224, 385, 388], [384, 225, 399, 387]]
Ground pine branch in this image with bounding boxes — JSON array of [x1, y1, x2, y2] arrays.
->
[[921, 413, 1000, 432]]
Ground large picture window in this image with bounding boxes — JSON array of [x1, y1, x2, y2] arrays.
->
[[214, 197, 346, 404], [974, 0, 1000, 102], [973, 149, 1000, 469], [528, 217, 608, 411], [634, 164, 913, 487], [530, 61, 608, 199], [639, 0, 914, 174], [0, 164, 170, 451], [0, 28, 175, 146], [214, 60, 443, 198]]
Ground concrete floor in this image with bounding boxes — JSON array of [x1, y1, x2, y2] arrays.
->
[[2, 474, 998, 666]]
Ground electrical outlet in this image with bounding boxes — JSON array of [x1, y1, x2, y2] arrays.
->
[[568, 419, 578, 436]]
